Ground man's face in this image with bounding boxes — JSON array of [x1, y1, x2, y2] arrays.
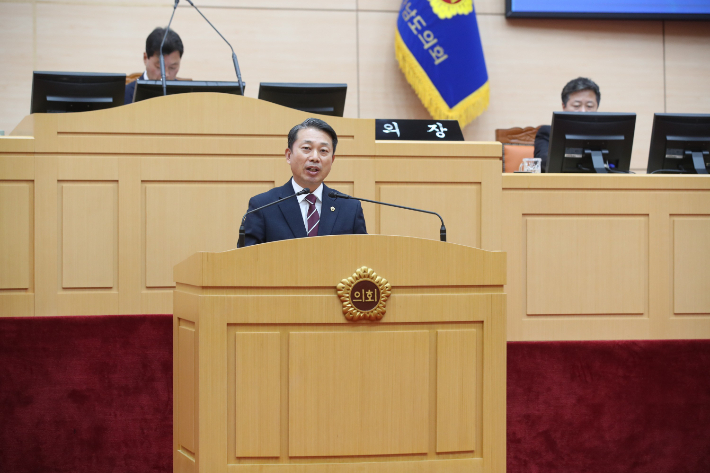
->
[[286, 127, 334, 191], [562, 89, 598, 112], [143, 51, 181, 81]]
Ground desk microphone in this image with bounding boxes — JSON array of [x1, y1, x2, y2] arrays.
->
[[159, 0, 180, 97], [328, 191, 446, 242], [237, 188, 310, 248], [185, 0, 245, 96]]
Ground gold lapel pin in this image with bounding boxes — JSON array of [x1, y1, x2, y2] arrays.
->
[[331, 206, 335, 212]]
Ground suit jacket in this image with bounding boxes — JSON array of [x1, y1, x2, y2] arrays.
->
[[243, 180, 367, 247], [124, 80, 137, 105], [534, 125, 550, 172]]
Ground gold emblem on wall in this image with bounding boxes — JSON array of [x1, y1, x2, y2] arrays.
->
[[337, 267, 392, 321]]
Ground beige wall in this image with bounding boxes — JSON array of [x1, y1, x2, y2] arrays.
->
[[1, 0, 709, 172]]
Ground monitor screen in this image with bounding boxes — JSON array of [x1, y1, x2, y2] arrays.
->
[[547, 112, 636, 173], [31, 71, 126, 114], [647, 113, 710, 175], [258, 83, 347, 117], [133, 80, 245, 103], [507, 0, 710, 19]]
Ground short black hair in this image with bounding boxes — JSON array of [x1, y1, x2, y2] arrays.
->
[[287, 118, 338, 154], [561, 77, 600, 106], [146, 27, 184, 59]]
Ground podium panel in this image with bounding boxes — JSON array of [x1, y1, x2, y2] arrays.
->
[[173, 235, 506, 473]]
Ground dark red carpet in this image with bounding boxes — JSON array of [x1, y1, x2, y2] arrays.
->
[[1, 316, 709, 472], [0, 315, 173, 473], [508, 340, 710, 473]]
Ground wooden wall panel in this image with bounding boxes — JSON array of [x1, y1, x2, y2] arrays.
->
[[234, 332, 280, 458], [0, 183, 31, 289], [502, 174, 710, 341], [436, 329, 476, 454], [357, 11, 430, 122], [377, 183, 480, 248], [35, 4, 171, 77], [34, 155, 59, 316], [289, 331, 429, 457], [665, 22, 710, 114], [673, 217, 710, 315], [144, 183, 272, 288], [324, 181, 354, 198], [0, 3, 33, 137], [187, 0, 356, 8], [357, 0, 503, 16], [61, 184, 117, 289], [526, 216, 647, 316]]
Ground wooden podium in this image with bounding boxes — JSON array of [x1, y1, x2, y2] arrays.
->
[[173, 235, 506, 473]]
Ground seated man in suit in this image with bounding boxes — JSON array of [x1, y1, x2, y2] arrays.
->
[[124, 27, 183, 104], [244, 118, 367, 246], [534, 77, 601, 171]]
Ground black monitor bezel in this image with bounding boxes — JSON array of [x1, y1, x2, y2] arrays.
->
[[258, 83, 347, 117], [31, 71, 126, 114], [647, 113, 710, 174], [133, 80, 245, 103], [546, 112, 636, 173]]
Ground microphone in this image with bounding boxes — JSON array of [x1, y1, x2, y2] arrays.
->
[[185, 0, 245, 96], [159, 0, 180, 97], [329, 191, 447, 242], [237, 188, 310, 248]]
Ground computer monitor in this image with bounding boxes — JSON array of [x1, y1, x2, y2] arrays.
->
[[133, 80, 245, 102], [646, 113, 710, 174], [258, 83, 347, 117], [31, 71, 126, 114], [546, 112, 636, 173]]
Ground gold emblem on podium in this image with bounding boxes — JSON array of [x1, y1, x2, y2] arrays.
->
[[337, 266, 391, 321]]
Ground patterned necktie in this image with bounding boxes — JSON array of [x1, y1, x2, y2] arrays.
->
[[305, 193, 320, 237]]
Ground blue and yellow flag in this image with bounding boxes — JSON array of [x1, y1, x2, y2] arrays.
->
[[396, 0, 489, 126]]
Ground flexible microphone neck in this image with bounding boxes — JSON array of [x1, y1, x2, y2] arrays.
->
[[159, 0, 180, 97], [329, 191, 447, 242], [237, 188, 310, 248], [185, 0, 245, 96]]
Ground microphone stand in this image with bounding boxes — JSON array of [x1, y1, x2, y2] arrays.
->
[[185, 0, 245, 96], [237, 188, 310, 248], [329, 191, 446, 242], [159, 0, 180, 97]]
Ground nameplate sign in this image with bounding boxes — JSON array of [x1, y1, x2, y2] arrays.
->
[[375, 119, 464, 141]]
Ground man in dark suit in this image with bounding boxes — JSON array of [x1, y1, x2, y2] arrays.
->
[[534, 77, 601, 171], [124, 27, 183, 105], [243, 118, 367, 246]]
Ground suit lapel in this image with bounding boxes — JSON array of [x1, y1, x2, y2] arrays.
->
[[277, 180, 308, 239], [318, 184, 339, 236]]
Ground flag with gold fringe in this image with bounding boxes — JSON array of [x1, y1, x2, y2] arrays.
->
[[396, 0, 489, 127]]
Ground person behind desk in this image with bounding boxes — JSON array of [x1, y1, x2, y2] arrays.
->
[[124, 27, 184, 104], [535, 77, 601, 171], [244, 118, 367, 246]]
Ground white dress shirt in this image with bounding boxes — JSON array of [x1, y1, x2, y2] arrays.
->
[[291, 180, 323, 233]]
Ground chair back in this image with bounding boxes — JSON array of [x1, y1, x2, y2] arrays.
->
[[495, 126, 541, 172]]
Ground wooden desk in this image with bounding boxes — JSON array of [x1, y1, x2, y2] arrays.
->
[[502, 174, 710, 341], [0, 94, 501, 317]]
